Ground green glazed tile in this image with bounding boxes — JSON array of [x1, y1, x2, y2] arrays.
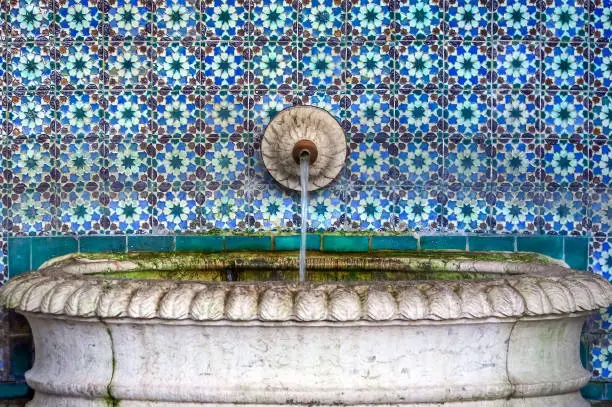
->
[[80, 236, 126, 253], [0, 382, 31, 399], [371, 236, 418, 251], [420, 236, 467, 251], [516, 236, 563, 260], [323, 236, 369, 252], [127, 236, 175, 252], [225, 236, 271, 251], [8, 238, 31, 277], [580, 340, 588, 369], [176, 236, 224, 252], [275, 235, 321, 251], [11, 342, 32, 380], [564, 237, 588, 270], [468, 236, 515, 252], [31, 237, 78, 270], [581, 382, 605, 400]]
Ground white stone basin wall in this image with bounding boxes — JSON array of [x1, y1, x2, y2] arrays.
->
[[1, 252, 611, 407]]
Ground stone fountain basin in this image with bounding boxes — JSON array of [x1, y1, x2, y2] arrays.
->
[[1, 251, 611, 407]]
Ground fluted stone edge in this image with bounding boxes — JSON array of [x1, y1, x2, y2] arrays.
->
[[2, 258, 611, 322]]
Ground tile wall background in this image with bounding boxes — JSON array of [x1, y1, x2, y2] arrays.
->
[[0, 0, 611, 389]]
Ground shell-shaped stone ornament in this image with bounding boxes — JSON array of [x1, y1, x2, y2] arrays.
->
[[261, 106, 346, 191]]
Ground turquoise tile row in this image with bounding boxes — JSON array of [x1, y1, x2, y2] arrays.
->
[[7, 234, 589, 278], [581, 381, 612, 401]]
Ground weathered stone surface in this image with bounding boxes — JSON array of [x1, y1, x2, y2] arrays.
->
[[2, 255, 610, 322], [261, 106, 346, 191], [1, 252, 610, 406]]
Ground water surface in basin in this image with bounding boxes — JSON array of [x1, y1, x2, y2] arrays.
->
[[79, 250, 545, 283], [91, 269, 502, 282]]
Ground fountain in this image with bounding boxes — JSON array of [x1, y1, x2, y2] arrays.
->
[[0, 106, 611, 406]]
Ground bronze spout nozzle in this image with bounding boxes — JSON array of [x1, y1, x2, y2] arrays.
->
[[292, 139, 318, 165]]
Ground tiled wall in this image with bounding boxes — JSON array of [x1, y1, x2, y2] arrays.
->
[[0, 0, 611, 398]]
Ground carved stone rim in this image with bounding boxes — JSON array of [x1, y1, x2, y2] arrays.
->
[[1, 253, 611, 323]]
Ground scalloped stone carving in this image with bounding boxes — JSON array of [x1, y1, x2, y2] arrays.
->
[[3, 253, 611, 407], [261, 105, 346, 191], [2, 256, 611, 323]]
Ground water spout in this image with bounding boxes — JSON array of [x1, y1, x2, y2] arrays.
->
[[299, 152, 309, 282], [293, 140, 317, 282]]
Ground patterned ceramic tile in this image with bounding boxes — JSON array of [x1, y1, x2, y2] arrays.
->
[[542, 42, 588, 90], [7, 44, 54, 91], [541, 135, 588, 186], [202, 184, 247, 230], [541, 91, 587, 136], [246, 184, 297, 231], [492, 90, 538, 135], [6, 187, 56, 236], [592, 94, 612, 139], [300, 0, 344, 41], [393, 0, 442, 40], [105, 187, 151, 233], [7, 135, 54, 186], [201, 42, 247, 88], [106, 134, 149, 189], [251, 0, 297, 40], [492, 0, 539, 40], [592, 141, 612, 187], [447, 92, 489, 135], [202, 91, 247, 136], [347, 137, 392, 184], [394, 90, 444, 137], [592, 45, 612, 90], [57, 134, 103, 186], [306, 187, 345, 231], [396, 41, 442, 89], [591, 335, 612, 379], [250, 43, 298, 91], [57, 0, 102, 40], [58, 187, 104, 234], [446, 0, 489, 40], [154, 92, 199, 134], [7, 0, 53, 39], [57, 42, 102, 90], [541, 0, 587, 40], [391, 134, 443, 187], [9, 94, 54, 136], [154, 41, 199, 89], [541, 187, 588, 235], [492, 41, 541, 89], [300, 40, 345, 90], [153, 0, 199, 39], [347, 186, 392, 231], [492, 134, 540, 185], [491, 185, 540, 233], [103, 41, 150, 89], [105, 0, 151, 39], [445, 134, 492, 187], [592, 189, 611, 236], [203, 0, 247, 40], [590, 0, 612, 41], [446, 42, 491, 89], [57, 92, 102, 135], [393, 186, 442, 232], [591, 238, 612, 280], [345, 0, 392, 42], [446, 187, 490, 232], [151, 186, 200, 232], [345, 91, 392, 137]]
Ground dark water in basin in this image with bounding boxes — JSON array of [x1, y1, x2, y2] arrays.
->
[[92, 269, 501, 282]]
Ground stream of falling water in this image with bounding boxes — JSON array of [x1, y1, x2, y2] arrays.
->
[[299, 153, 309, 282]]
